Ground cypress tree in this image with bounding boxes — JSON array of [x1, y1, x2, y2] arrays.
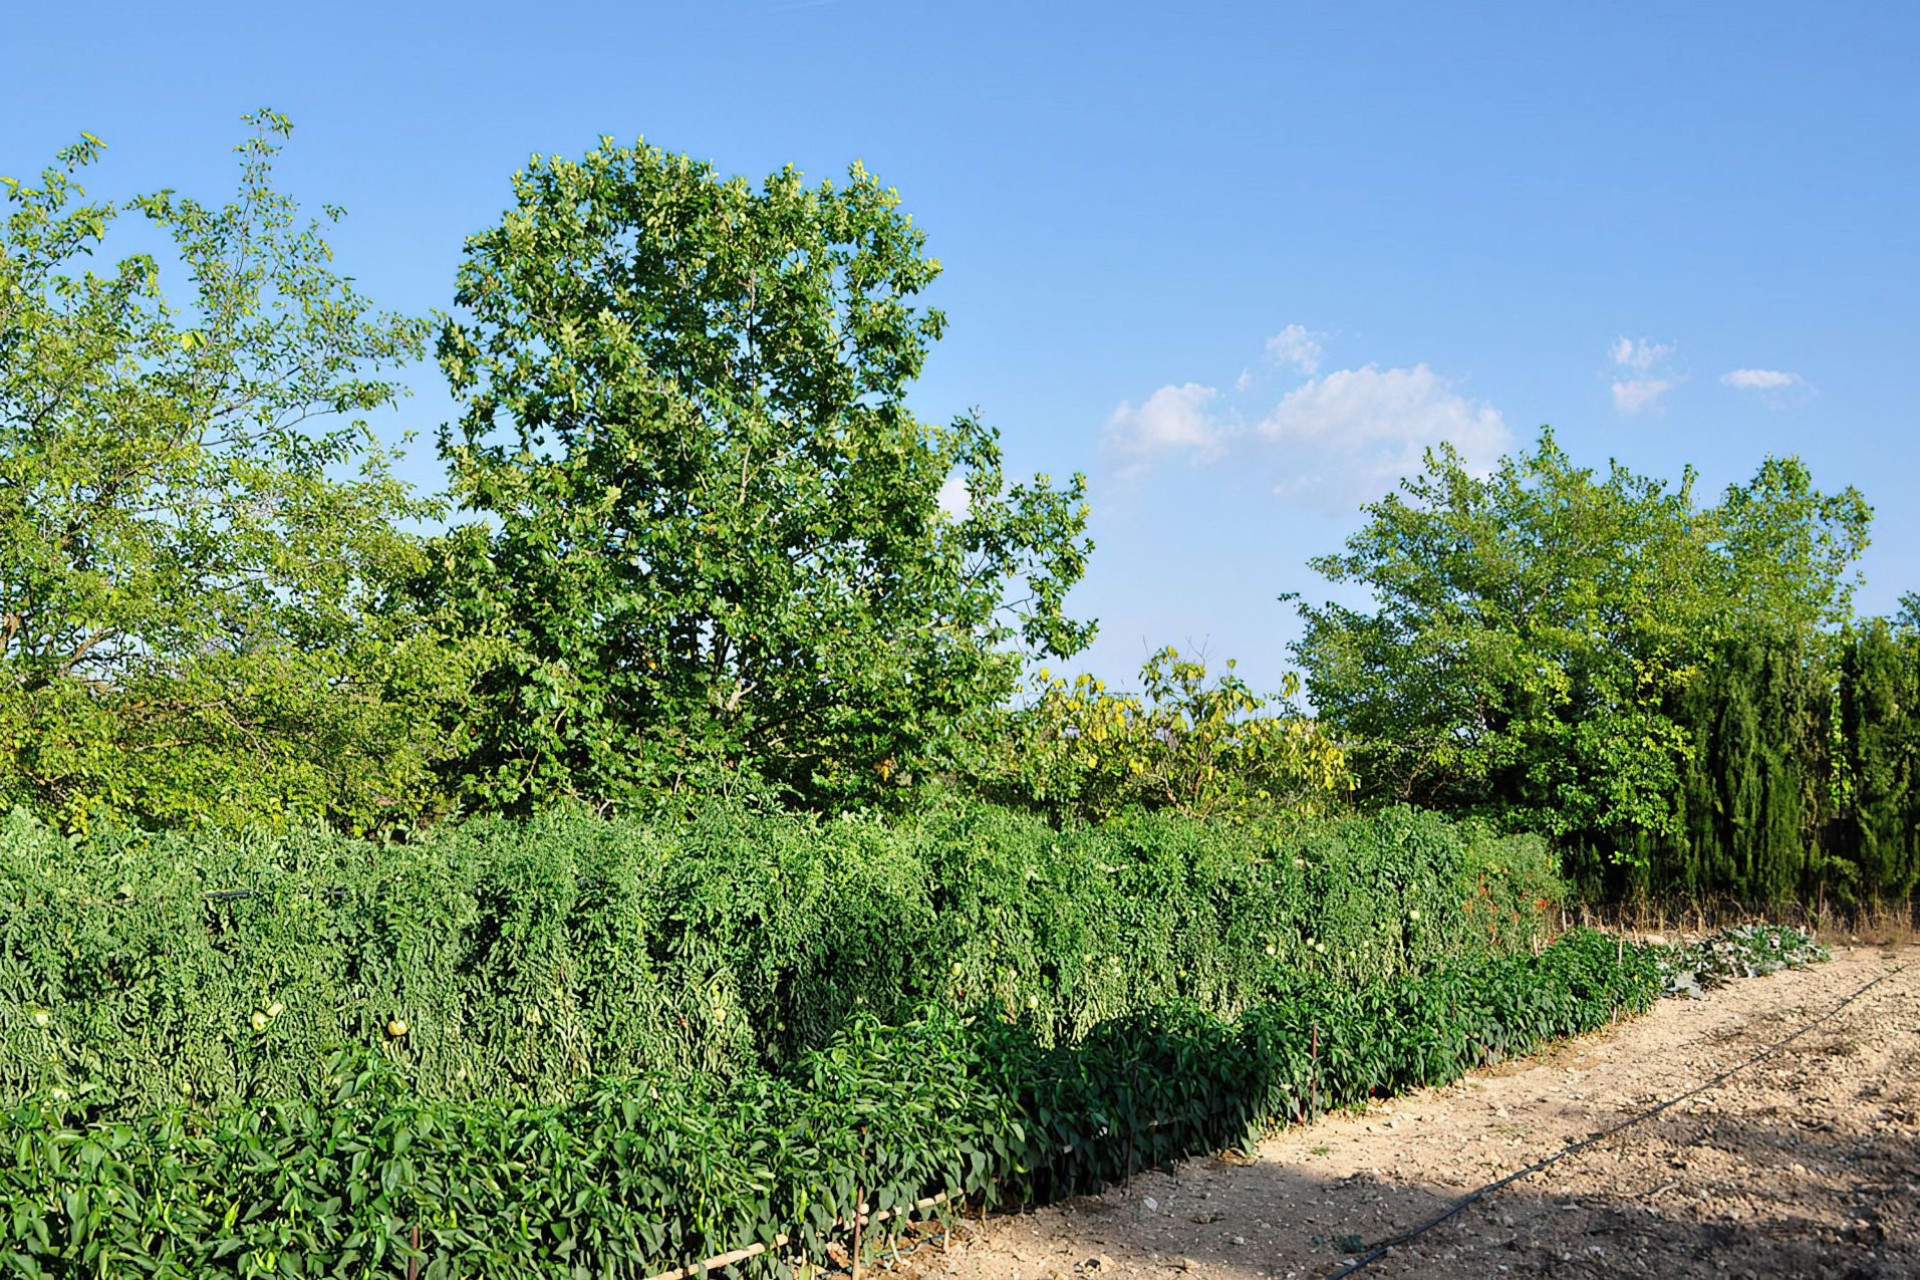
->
[[1661, 634, 1826, 906], [1838, 622, 1919, 904]]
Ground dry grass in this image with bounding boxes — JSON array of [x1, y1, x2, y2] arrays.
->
[[1568, 897, 1918, 947]]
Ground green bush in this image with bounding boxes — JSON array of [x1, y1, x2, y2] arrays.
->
[[0, 801, 1560, 1116], [0, 930, 1660, 1278]]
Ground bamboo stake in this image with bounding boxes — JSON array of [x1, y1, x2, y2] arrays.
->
[[850, 1184, 864, 1280], [643, 1234, 790, 1280], [852, 1128, 867, 1280], [639, 1191, 959, 1280]]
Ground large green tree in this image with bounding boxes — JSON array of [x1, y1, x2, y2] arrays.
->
[[0, 115, 449, 833], [1293, 430, 1870, 857], [430, 141, 1094, 808]]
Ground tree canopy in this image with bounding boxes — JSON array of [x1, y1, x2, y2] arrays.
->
[[429, 140, 1094, 808], [0, 114, 448, 834], [1292, 430, 1871, 853]]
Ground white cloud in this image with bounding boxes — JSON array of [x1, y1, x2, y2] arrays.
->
[[1258, 363, 1510, 506], [1610, 336, 1675, 372], [1721, 368, 1803, 391], [1611, 377, 1676, 414], [1719, 366, 1811, 410], [936, 473, 971, 519], [1265, 324, 1326, 375], [1103, 382, 1226, 461], [1606, 337, 1681, 414]]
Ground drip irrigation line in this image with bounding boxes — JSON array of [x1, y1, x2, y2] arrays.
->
[[1323, 958, 1911, 1279]]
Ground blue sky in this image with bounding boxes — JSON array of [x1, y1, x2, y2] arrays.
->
[[10, 1, 1917, 691]]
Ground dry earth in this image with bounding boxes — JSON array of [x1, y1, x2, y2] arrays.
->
[[898, 944, 1918, 1280]]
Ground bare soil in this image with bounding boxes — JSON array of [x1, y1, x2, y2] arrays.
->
[[902, 944, 1919, 1280]]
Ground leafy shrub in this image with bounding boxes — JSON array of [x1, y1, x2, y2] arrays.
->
[[1658, 923, 1830, 997], [0, 801, 1560, 1116], [965, 648, 1352, 823], [0, 930, 1660, 1278]]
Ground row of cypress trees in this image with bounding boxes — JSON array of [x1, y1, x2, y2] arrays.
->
[[1575, 621, 1918, 908], [1834, 622, 1920, 899]]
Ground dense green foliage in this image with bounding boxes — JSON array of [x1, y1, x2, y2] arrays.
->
[[0, 116, 449, 838], [1556, 625, 1920, 906], [3, 119, 1100, 832], [0, 929, 1661, 1277], [962, 649, 1353, 823], [1648, 633, 1828, 902], [428, 140, 1094, 809], [1295, 431, 1866, 836], [0, 801, 1559, 1116], [1295, 431, 1917, 906], [1832, 618, 1920, 901], [5, 121, 1911, 916]]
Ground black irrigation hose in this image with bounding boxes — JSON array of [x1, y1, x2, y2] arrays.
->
[[1324, 958, 1912, 1278]]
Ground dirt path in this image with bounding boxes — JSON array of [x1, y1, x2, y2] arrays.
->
[[906, 944, 1919, 1280]]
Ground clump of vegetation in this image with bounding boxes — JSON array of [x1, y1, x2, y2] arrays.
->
[[1658, 923, 1830, 998], [0, 114, 448, 838], [1291, 433, 1919, 907], [3, 118, 1099, 833], [425, 138, 1095, 811], [0, 800, 1559, 1116], [964, 647, 1353, 823], [0, 929, 1664, 1277]]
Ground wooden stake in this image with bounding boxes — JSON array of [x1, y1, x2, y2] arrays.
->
[[850, 1184, 864, 1280]]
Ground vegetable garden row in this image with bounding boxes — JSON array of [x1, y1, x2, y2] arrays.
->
[[0, 803, 1819, 1276]]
